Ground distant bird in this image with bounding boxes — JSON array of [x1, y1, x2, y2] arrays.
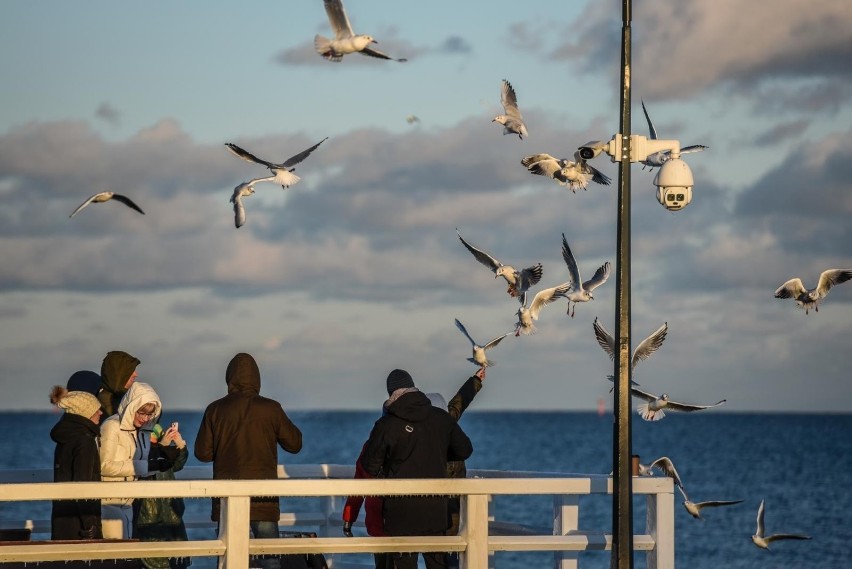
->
[[521, 153, 611, 192], [774, 269, 852, 314], [454, 319, 511, 368], [69, 191, 145, 218], [492, 79, 528, 140], [677, 485, 743, 520], [613, 379, 727, 421], [593, 318, 667, 390], [315, 0, 407, 62], [639, 456, 684, 489], [640, 100, 708, 170], [514, 282, 572, 336], [230, 182, 255, 228], [225, 137, 328, 190], [406, 115, 420, 124], [751, 500, 812, 549], [561, 234, 611, 317], [457, 229, 543, 298]]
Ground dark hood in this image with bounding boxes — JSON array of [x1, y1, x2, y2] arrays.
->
[[226, 353, 261, 394], [100, 351, 140, 395], [50, 412, 100, 444], [385, 390, 432, 423]]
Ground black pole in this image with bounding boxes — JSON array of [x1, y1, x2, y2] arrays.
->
[[611, 0, 633, 567]]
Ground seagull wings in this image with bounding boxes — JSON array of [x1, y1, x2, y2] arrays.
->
[[501, 79, 523, 121], [323, 0, 354, 38], [457, 230, 502, 273], [816, 269, 852, 296], [225, 137, 328, 169], [529, 282, 572, 320]]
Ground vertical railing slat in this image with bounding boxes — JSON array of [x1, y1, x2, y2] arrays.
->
[[553, 494, 580, 569], [219, 496, 251, 569], [460, 494, 490, 569], [645, 486, 674, 569]]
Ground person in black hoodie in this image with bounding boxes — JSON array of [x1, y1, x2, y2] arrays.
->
[[49, 385, 105, 540], [99, 350, 141, 417], [359, 369, 473, 569]]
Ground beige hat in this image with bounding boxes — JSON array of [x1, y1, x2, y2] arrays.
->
[[50, 386, 101, 419]]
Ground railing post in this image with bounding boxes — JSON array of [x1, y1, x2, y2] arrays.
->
[[553, 494, 579, 569], [645, 485, 674, 569], [460, 494, 489, 569], [219, 496, 251, 569]]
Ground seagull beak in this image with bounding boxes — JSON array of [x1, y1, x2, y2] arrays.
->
[[371, 39, 378, 44]]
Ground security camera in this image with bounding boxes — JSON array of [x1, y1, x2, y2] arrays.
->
[[653, 156, 694, 211], [576, 140, 609, 161]]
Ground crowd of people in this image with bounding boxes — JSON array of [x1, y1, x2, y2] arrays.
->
[[49, 351, 486, 569]]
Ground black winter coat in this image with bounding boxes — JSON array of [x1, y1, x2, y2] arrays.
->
[[360, 390, 473, 536], [50, 413, 103, 540], [194, 353, 303, 522]]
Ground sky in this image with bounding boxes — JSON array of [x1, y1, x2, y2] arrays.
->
[[1, 0, 851, 412]]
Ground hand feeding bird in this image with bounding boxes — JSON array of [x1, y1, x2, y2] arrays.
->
[[514, 282, 573, 336], [457, 229, 543, 298], [561, 233, 611, 317], [751, 499, 811, 549], [69, 191, 145, 218], [774, 269, 852, 314], [606, 377, 727, 421], [229, 182, 255, 229], [454, 319, 511, 368], [521, 153, 611, 192], [640, 100, 708, 170], [593, 317, 667, 391], [492, 79, 528, 140], [224, 137, 328, 190], [315, 0, 407, 62]]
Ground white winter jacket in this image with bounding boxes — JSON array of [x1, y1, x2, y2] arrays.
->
[[99, 382, 163, 506]]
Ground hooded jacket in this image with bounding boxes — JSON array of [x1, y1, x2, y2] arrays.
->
[[194, 353, 303, 522], [359, 389, 473, 536], [50, 412, 103, 540], [99, 351, 140, 417], [100, 382, 162, 507]]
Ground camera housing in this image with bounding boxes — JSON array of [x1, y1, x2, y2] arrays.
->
[[653, 157, 694, 211], [576, 140, 611, 161]]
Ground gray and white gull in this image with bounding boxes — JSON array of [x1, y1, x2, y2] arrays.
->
[[751, 500, 811, 549], [454, 318, 511, 368], [457, 229, 543, 298], [640, 100, 708, 170], [69, 191, 145, 218], [225, 137, 328, 190], [774, 269, 852, 314], [521, 153, 611, 192], [493, 79, 528, 140], [561, 233, 611, 317], [315, 0, 407, 62]]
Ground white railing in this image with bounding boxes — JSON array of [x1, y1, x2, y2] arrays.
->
[[0, 465, 674, 569]]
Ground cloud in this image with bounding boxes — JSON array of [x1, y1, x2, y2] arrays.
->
[[752, 119, 809, 146], [437, 35, 473, 55]]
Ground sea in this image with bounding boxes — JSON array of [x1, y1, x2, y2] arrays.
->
[[1, 411, 850, 568]]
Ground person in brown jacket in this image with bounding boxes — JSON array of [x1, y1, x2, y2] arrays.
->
[[193, 353, 302, 569]]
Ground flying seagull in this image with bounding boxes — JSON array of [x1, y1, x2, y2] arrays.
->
[[607, 377, 727, 421], [493, 79, 528, 140], [593, 318, 667, 390], [457, 229, 543, 298], [751, 500, 812, 549], [69, 191, 145, 218], [230, 182, 255, 229], [677, 485, 743, 520], [774, 269, 852, 314], [225, 137, 328, 190], [639, 456, 684, 489], [561, 233, 611, 317], [454, 319, 511, 368], [514, 282, 572, 336], [521, 153, 611, 192], [315, 0, 407, 62], [640, 100, 708, 170]]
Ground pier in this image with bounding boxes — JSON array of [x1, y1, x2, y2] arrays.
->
[[0, 465, 674, 569]]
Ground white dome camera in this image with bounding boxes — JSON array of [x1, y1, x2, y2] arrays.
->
[[653, 156, 693, 211]]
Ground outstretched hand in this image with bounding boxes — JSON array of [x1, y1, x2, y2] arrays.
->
[[475, 367, 486, 381]]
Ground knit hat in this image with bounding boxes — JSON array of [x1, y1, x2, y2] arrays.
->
[[66, 370, 102, 396], [386, 369, 415, 395], [50, 386, 101, 419]]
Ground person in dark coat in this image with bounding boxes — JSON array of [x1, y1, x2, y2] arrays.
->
[[359, 369, 473, 569], [99, 350, 141, 417], [194, 353, 303, 569], [49, 385, 104, 540]]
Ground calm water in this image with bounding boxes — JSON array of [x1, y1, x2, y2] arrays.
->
[[3, 411, 850, 568]]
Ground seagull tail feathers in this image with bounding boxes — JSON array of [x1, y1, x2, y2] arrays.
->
[[314, 35, 340, 62], [637, 404, 664, 421]]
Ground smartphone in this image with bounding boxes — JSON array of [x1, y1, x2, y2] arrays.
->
[[170, 421, 179, 432]]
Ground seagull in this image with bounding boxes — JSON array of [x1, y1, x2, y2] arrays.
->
[[639, 456, 684, 489], [457, 229, 543, 298], [677, 485, 743, 520], [225, 137, 328, 190], [514, 282, 572, 336], [521, 153, 611, 192], [593, 318, 667, 390], [640, 100, 708, 170], [774, 269, 852, 314], [561, 233, 611, 317], [612, 379, 727, 421], [751, 500, 812, 549], [230, 182, 255, 228], [454, 319, 511, 368], [69, 191, 145, 218], [492, 79, 528, 140], [315, 0, 407, 62]]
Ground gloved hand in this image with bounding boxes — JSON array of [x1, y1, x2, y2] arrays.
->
[[342, 521, 353, 537]]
